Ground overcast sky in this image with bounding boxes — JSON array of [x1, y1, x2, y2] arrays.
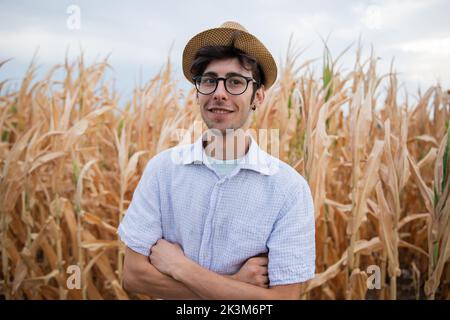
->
[[1, 0, 449, 102]]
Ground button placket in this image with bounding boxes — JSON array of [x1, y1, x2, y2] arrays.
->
[[206, 181, 225, 269], [199, 181, 221, 267]]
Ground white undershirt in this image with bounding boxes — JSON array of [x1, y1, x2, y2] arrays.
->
[[204, 151, 244, 178]]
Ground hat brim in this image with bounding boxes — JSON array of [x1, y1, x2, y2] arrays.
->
[[182, 27, 277, 89]]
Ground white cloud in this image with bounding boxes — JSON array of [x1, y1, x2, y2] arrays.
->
[[383, 36, 450, 89], [360, 4, 383, 30], [354, 0, 440, 31], [391, 36, 450, 55], [0, 25, 168, 68], [0, 0, 449, 95]]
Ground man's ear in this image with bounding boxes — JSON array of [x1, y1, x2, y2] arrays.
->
[[254, 85, 265, 106]]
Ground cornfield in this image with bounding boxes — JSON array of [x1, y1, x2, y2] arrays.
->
[[0, 43, 449, 300]]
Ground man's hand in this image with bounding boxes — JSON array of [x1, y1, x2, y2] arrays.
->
[[232, 254, 269, 288], [149, 239, 187, 277], [148, 240, 302, 299], [150, 239, 269, 288], [122, 246, 201, 299]]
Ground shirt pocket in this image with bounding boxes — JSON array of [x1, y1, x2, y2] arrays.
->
[[229, 218, 270, 256]]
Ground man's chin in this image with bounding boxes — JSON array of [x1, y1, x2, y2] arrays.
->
[[206, 127, 229, 136], [203, 120, 247, 136]]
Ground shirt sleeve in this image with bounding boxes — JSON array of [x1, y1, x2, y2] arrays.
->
[[117, 158, 162, 256], [267, 177, 316, 286]]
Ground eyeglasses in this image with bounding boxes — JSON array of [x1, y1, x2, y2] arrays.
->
[[193, 75, 260, 95]]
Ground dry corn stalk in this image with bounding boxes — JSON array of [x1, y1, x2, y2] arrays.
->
[[0, 44, 449, 300]]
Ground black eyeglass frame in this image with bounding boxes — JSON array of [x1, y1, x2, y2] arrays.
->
[[192, 75, 260, 96]]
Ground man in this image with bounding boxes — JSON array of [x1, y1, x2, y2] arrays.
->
[[118, 21, 315, 300]]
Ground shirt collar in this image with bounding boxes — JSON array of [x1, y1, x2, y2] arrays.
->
[[176, 133, 279, 176]]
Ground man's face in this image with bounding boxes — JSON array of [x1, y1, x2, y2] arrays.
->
[[197, 58, 264, 134]]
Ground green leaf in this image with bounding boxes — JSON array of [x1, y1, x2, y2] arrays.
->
[[433, 242, 439, 266], [441, 125, 450, 192], [117, 118, 124, 139], [1, 130, 9, 142], [287, 94, 292, 118], [433, 185, 439, 207], [322, 46, 334, 102], [72, 159, 80, 186]]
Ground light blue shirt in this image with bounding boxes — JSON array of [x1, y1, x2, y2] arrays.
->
[[117, 134, 316, 285]]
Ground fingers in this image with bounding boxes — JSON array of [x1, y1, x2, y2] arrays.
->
[[249, 264, 268, 277], [247, 256, 268, 266], [248, 264, 267, 276], [258, 265, 268, 275], [257, 274, 269, 288]]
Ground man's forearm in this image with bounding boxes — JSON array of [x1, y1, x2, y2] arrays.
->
[[172, 259, 277, 300], [124, 259, 201, 299]]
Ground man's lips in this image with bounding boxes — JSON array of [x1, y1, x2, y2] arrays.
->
[[206, 106, 235, 114], [208, 107, 234, 112]]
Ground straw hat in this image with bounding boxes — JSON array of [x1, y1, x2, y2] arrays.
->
[[182, 21, 277, 89]]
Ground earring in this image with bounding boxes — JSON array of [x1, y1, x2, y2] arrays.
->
[[252, 105, 256, 111]]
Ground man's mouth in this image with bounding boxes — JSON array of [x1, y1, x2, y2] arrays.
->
[[209, 109, 233, 114], [207, 107, 235, 114]]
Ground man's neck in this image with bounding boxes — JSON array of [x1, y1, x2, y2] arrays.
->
[[203, 132, 250, 160]]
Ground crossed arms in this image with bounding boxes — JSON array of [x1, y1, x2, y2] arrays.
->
[[122, 239, 305, 300]]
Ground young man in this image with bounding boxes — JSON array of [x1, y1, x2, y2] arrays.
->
[[118, 22, 315, 299]]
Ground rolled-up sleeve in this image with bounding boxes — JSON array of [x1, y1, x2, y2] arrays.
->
[[267, 178, 316, 286], [117, 158, 162, 256]]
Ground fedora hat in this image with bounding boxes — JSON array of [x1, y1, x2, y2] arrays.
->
[[182, 21, 277, 89]]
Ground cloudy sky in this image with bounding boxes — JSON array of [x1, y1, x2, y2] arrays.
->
[[1, 0, 449, 101]]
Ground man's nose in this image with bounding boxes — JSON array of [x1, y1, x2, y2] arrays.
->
[[213, 79, 228, 101]]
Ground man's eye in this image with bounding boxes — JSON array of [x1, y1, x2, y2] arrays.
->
[[202, 77, 216, 84], [230, 78, 244, 85]]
